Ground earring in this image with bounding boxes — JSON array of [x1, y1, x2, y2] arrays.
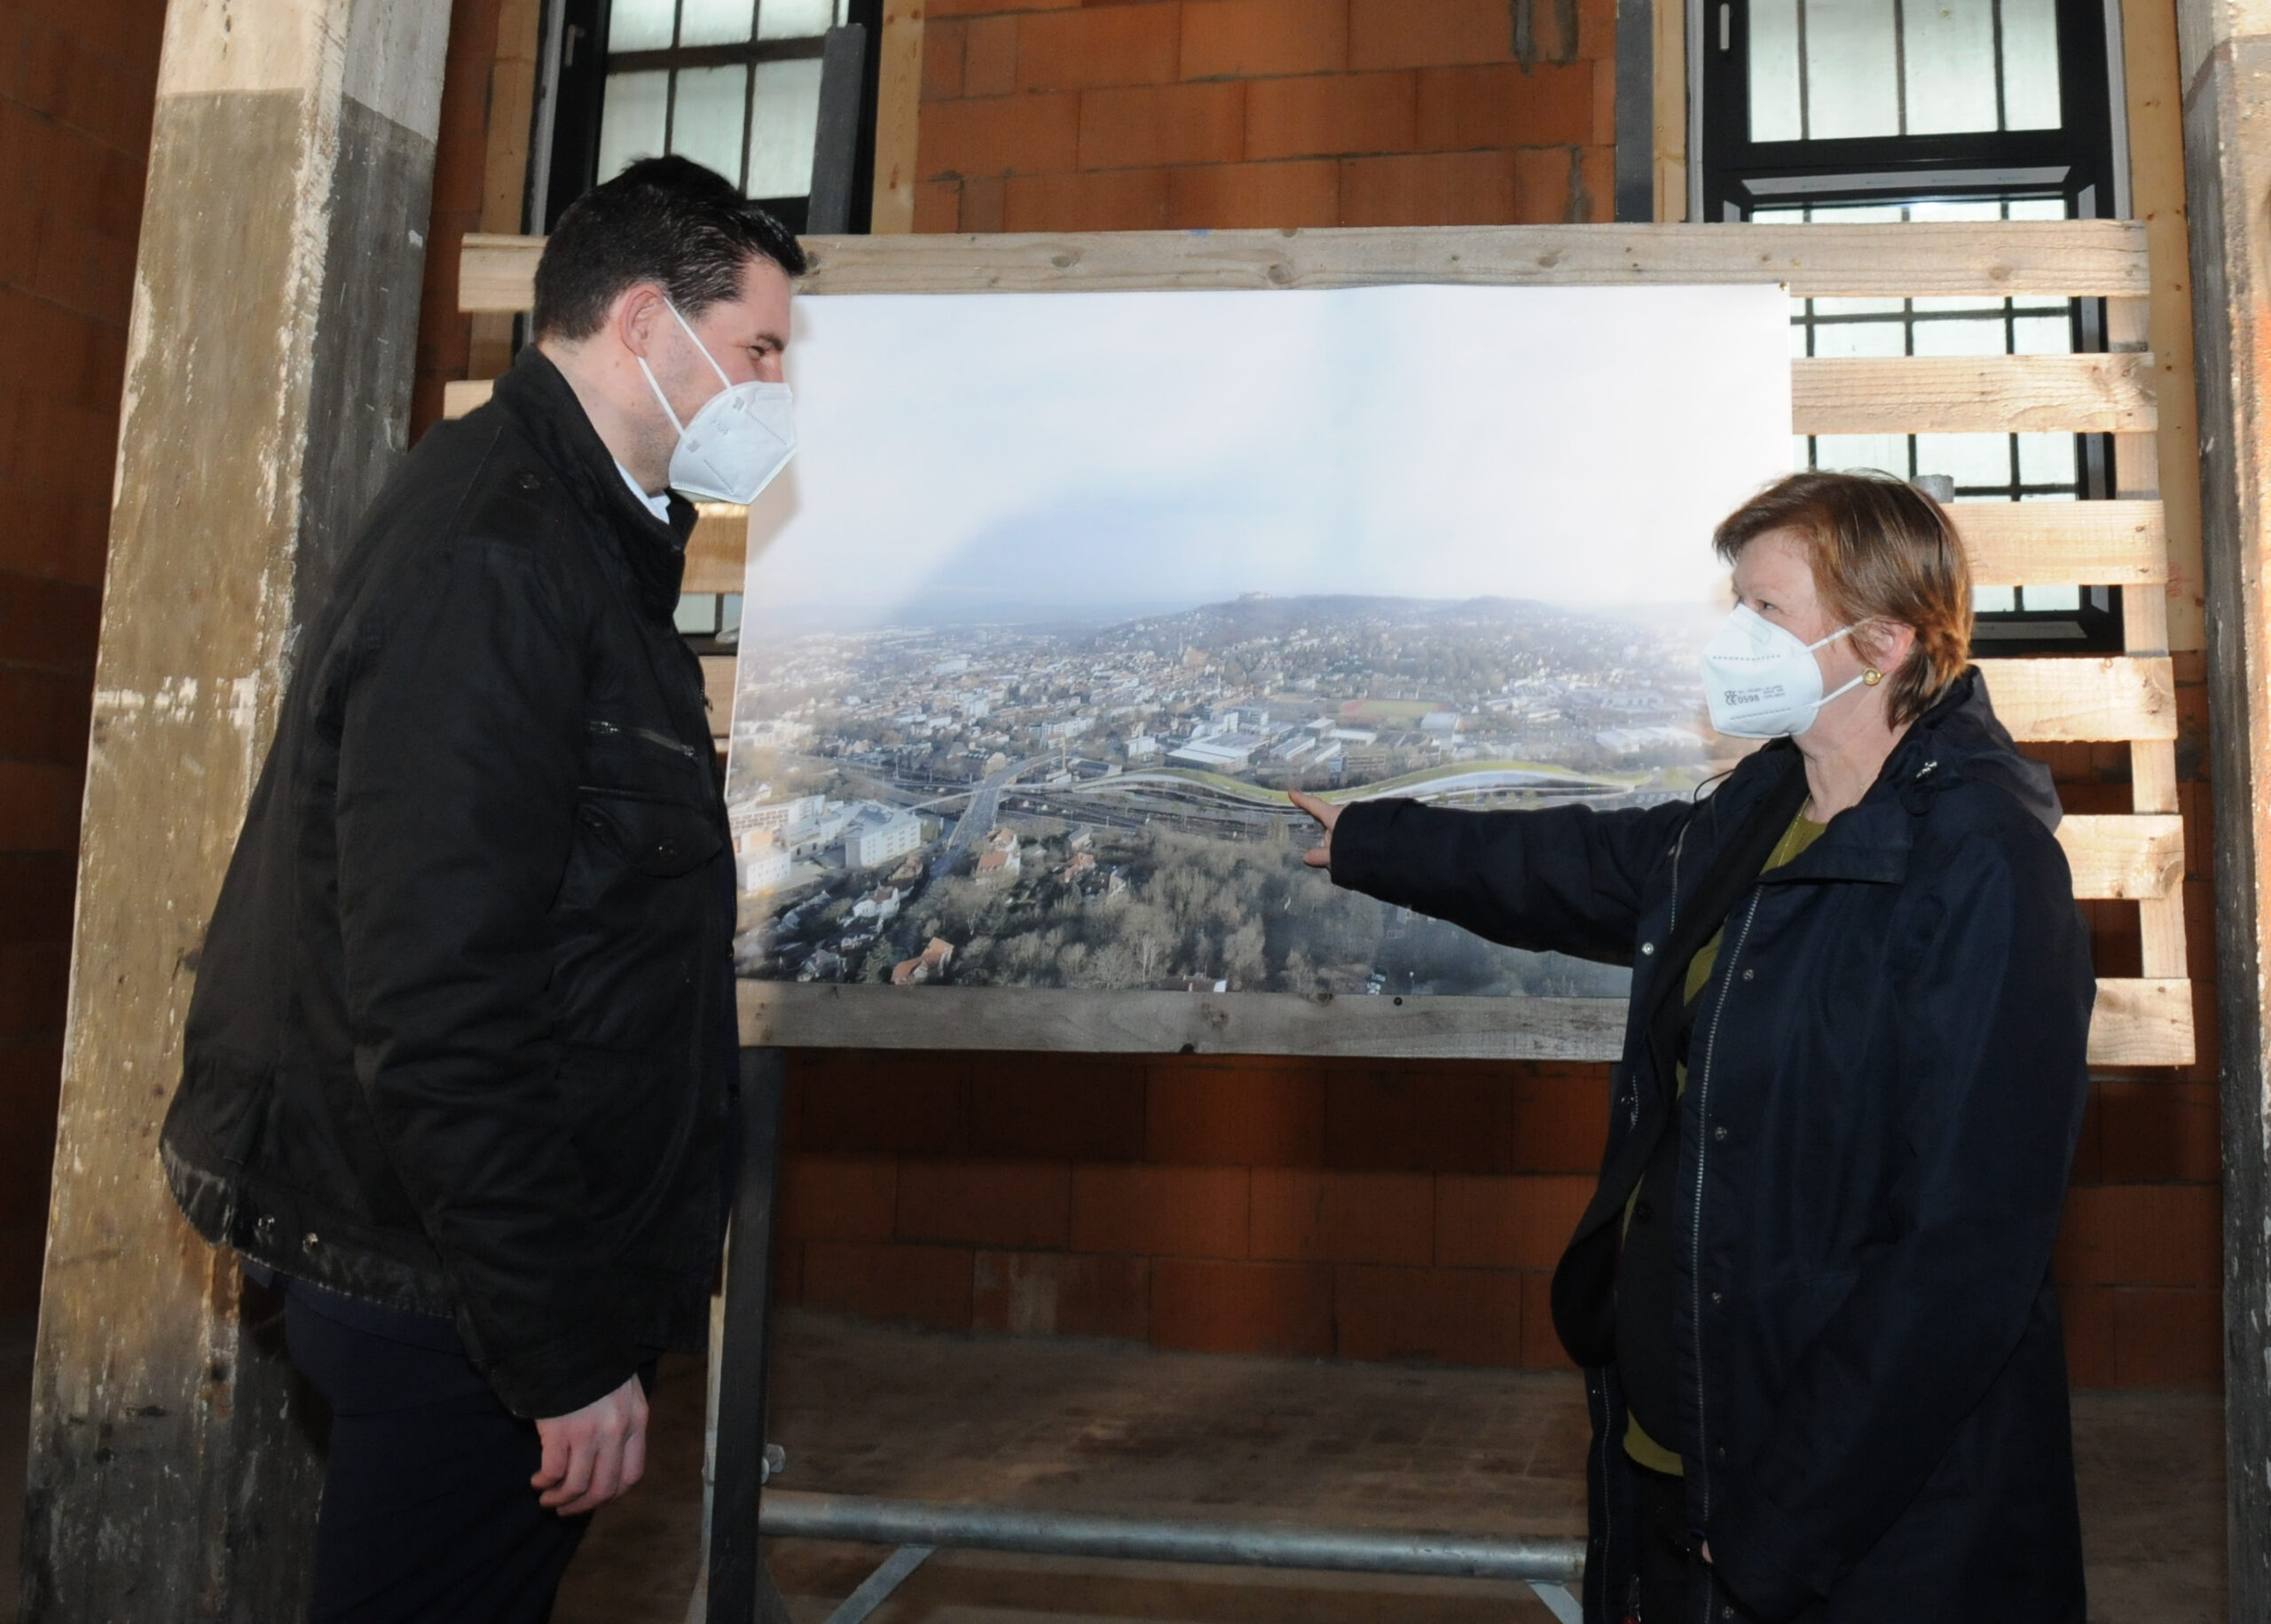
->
[[1861, 669, 1884, 686]]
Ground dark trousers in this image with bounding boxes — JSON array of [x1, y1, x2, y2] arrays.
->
[[286, 1291, 592, 1624]]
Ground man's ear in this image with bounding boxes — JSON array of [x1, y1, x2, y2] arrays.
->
[[612, 282, 668, 360]]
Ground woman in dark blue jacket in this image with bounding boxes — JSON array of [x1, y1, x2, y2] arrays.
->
[[1294, 471, 2094, 1623]]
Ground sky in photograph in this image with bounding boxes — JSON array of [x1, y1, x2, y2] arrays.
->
[[735, 282, 1794, 626]]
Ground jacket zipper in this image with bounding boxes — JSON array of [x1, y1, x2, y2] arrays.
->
[[588, 717, 699, 761], [1687, 889, 1762, 1521]]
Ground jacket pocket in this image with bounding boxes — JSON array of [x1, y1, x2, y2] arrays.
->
[[576, 788, 723, 876]]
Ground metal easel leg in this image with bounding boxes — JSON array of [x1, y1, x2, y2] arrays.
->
[[703, 1047, 794, 1624]]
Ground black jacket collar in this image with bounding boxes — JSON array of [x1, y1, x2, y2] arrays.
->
[[1756, 666, 2058, 887], [487, 346, 697, 620]]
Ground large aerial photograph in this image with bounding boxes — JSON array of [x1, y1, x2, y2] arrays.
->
[[721, 284, 1794, 1000]]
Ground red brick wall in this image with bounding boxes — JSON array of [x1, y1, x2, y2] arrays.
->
[[0, 0, 163, 1313], [778, 1052, 1602, 1366], [914, 0, 1617, 233]]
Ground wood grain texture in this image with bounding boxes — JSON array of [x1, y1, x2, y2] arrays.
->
[[735, 978, 2191, 1064], [1954, 501, 2165, 585], [685, 506, 748, 594], [456, 221, 2150, 313], [701, 654, 735, 739], [2057, 814, 2187, 900], [664, 501, 2178, 597], [1972, 655, 2176, 741], [1791, 353, 2157, 435]]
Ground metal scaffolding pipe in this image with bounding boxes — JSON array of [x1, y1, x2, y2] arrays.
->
[[758, 1490, 1587, 1585]]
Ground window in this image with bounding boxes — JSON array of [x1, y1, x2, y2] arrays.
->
[[1698, 0, 2127, 651], [533, 0, 881, 233], [1699, 0, 2123, 220]]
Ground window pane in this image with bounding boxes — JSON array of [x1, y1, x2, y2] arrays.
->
[[609, 0, 674, 51], [1811, 317, 1908, 357], [758, 0, 835, 39], [1915, 433, 2013, 486], [1805, 0, 1901, 138], [1903, 0, 2000, 133], [2011, 312, 2071, 354], [1812, 433, 1910, 474], [598, 70, 670, 182], [2022, 584, 2083, 611], [2016, 431, 2077, 485], [1904, 200, 2005, 223], [1749, 0, 1804, 140], [680, 0, 754, 44], [2000, 0, 2063, 129], [1973, 585, 2018, 613], [747, 56, 824, 197], [1911, 313, 2008, 356], [672, 64, 750, 185], [2007, 196, 2069, 221]]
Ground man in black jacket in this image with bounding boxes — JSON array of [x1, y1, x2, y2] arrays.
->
[[160, 157, 802, 1621]]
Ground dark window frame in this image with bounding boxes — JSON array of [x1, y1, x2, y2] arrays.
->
[[533, 0, 882, 235], [1696, 0, 2128, 655]]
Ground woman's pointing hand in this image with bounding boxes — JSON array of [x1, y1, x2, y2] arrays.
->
[[1288, 788, 1340, 870]]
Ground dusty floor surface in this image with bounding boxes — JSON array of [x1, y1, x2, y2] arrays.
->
[[0, 1309, 2226, 1622]]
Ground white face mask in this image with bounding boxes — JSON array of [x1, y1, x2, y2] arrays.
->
[[637, 300, 796, 505], [1700, 604, 1866, 738]]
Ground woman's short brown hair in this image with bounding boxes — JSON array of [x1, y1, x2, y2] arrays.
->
[[1712, 470, 1974, 727]]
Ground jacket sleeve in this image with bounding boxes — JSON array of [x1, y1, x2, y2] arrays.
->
[[1328, 796, 1693, 964], [1706, 820, 2094, 1620], [333, 536, 632, 1420]]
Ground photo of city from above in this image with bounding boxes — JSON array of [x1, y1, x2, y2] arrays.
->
[[721, 281, 1794, 998], [723, 591, 1724, 996]]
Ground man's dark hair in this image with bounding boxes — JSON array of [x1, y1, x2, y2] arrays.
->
[[532, 155, 808, 341]]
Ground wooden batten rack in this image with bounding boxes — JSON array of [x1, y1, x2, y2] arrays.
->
[[456, 221, 2193, 1067]]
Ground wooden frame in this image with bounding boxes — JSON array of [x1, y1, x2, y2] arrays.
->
[[458, 220, 2193, 1066]]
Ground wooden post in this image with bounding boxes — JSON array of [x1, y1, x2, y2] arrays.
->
[[19, 0, 451, 1615], [2178, 0, 2271, 1612]]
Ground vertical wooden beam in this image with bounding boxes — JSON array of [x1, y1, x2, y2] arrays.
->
[[869, 0, 923, 234], [2179, 0, 2271, 1609], [1652, 0, 1687, 220], [19, 0, 451, 1615], [2125, 0, 2207, 651]]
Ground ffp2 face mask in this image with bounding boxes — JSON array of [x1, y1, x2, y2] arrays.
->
[[637, 300, 797, 506], [1700, 604, 1865, 738]]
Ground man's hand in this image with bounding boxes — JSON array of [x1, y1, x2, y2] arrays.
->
[[1288, 788, 1341, 869], [532, 1373, 648, 1516]]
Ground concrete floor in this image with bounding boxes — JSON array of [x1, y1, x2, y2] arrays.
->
[[0, 1309, 2228, 1622], [559, 1313, 2226, 1624]]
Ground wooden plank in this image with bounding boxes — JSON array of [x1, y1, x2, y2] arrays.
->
[[686, 506, 748, 594], [2085, 977, 2196, 1067], [1791, 353, 2156, 435], [444, 378, 492, 418], [457, 221, 2151, 313], [1953, 501, 2165, 585], [737, 978, 2189, 1065], [1971, 655, 2176, 741], [2057, 814, 2186, 900], [701, 654, 735, 739], [868, 0, 923, 235], [677, 499, 2166, 593]]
